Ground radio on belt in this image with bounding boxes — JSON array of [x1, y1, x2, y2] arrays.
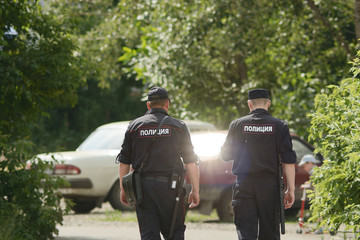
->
[[170, 172, 179, 189]]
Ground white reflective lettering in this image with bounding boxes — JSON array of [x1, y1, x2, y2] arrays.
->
[[243, 125, 274, 134], [139, 127, 171, 137]]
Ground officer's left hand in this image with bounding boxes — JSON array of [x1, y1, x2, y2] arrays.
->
[[188, 191, 200, 209]]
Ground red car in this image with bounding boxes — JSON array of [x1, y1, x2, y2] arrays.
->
[[187, 131, 322, 221]]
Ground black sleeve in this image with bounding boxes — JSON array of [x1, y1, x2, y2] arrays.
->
[[179, 124, 199, 165], [279, 122, 297, 164], [118, 124, 132, 165], [220, 121, 236, 162]]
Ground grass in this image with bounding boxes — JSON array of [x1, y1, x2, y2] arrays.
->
[[185, 210, 220, 223], [102, 210, 138, 222]]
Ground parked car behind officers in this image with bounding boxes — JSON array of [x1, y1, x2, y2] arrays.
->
[[36, 120, 320, 220], [36, 120, 215, 214]]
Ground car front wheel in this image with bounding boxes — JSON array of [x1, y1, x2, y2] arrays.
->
[[71, 200, 96, 214], [216, 189, 233, 222]]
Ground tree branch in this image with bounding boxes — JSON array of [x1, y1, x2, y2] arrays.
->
[[307, 0, 352, 57]]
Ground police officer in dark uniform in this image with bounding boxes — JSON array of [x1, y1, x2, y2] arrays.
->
[[118, 87, 200, 240], [221, 89, 296, 240]]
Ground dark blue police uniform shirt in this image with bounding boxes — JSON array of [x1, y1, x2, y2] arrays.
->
[[118, 108, 198, 176], [221, 109, 296, 181]]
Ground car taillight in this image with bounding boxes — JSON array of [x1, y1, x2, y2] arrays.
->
[[54, 164, 81, 175]]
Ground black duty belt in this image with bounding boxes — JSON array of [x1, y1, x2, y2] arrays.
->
[[142, 176, 169, 183]]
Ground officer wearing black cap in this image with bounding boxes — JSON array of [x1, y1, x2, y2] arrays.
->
[[118, 86, 200, 240], [221, 89, 297, 240]]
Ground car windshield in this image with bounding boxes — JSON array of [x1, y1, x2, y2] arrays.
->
[[191, 131, 227, 158], [184, 120, 217, 132], [77, 128, 126, 151], [76, 120, 216, 151], [292, 139, 314, 163], [190, 132, 314, 162]]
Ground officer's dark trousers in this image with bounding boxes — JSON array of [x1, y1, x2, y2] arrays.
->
[[232, 174, 280, 240], [136, 179, 186, 240]]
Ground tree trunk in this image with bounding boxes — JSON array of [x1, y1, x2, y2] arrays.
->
[[307, 0, 352, 57], [234, 54, 248, 83], [355, 0, 360, 43]]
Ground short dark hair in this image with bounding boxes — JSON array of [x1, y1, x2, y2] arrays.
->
[[148, 99, 168, 108], [248, 98, 269, 107]]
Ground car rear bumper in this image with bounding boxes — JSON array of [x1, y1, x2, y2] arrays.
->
[[61, 178, 93, 189], [59, 178, 96, 198]]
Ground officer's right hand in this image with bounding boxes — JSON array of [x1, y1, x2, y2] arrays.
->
[[188, 191, 200, 209], [120, 190, 130, 206], [284, 190, 295, 209]]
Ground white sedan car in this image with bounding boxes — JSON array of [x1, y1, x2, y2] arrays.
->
[[37, 120, 216, 213]]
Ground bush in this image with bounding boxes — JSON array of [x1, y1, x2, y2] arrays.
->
[[0, 141, 70, 239], [1, 1, 82, 239], [308, 53, 360, 237]]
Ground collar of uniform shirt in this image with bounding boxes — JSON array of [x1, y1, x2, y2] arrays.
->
[[146, 108, 169, 115], [250, 108, 270, 115]]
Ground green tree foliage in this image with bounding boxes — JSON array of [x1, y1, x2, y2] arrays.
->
[[0, 0, 82, 238], [117, 0, 357, 135], [31, 0, 145, 151], [32, 0, 360, 151], [31, 77, 145, 151], [307, 53, 360, 236], [273, 0, 355, 136]]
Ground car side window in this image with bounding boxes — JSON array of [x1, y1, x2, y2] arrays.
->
[[291, 139, 314, 164]]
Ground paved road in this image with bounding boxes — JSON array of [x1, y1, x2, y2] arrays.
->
[[55, 204, 353, 240], [56, 222, 351, 240]]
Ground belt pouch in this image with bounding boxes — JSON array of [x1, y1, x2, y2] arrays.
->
[[122, 170, 142, 207]]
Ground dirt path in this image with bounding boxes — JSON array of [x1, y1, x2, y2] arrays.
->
[[55, 204, 353, 240]]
